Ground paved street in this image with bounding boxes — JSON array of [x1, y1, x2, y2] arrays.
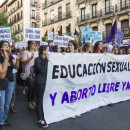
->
[[3, 88, 130, 130]]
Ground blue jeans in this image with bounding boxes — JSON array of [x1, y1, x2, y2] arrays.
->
[[0, 82, 14, 124]]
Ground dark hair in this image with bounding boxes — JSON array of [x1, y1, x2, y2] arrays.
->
[[52, 45, 58, 52], [0, 41, 10, 49], [69, 40, 77, 50], [83, 43, 89, 52], [39, 45, 48, 58], [93, 41, 102, 53], [27, 41, 34, 50]]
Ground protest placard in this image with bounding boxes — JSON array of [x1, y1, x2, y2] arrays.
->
[[81, 27, 91, 43], [53, 36, 64, 47], [15, 41, 28, 48], [116, 29, 124, 47], [48, 32, 54, 41], [0, 27, 12, 45], [25, 28, 41, 41], [40, 41, 48, 46], [81, 27, 102, 44], [89, 31, 102, 44]]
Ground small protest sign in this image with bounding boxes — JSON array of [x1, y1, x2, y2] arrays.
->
[[116, 29, 124, 47], [40, 41, 48, 46], [15, 41, 28, 48], [0, 27, 12, 45], [25, 28, 41, 41], [48, 32, 54, 41]]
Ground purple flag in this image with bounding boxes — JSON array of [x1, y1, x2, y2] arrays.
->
[[128, 44, 130, 48], [83, 36, 86, 44], [47, 40, 53, 52], [103, 19, 117, 44], [74, 28, 79, 36]]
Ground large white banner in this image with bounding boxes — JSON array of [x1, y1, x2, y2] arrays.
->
[[0, 27, 12, 45], [43, 53, 130, 124], [24, 27, 41, 41]]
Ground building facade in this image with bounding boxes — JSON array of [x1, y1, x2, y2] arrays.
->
[[0, 0, 41, 41], [76, 0, 130, 42], [41, 0, 76, 41], [0, 0, 8, 16]]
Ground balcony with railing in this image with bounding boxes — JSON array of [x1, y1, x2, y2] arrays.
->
[[117, 0, 130, 12], [121, 27, 130, 37], [43, 0, 63, 10], [102, 6, 114, 17], [77, 14, 88, 25], [8, 5, 23, 16], [103, 27, 130, 40], [42, 11, 72, 27], [8, 16, 23, 26], [13, 29, 23, 34], [88, 11, 100, 21], [30, 2, 37, 7], [31, 16, 40, 21]]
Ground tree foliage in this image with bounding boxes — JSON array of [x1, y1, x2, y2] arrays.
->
[[0, 12, 8, 26]]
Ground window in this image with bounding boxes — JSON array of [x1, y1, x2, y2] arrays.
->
[[32, 10, 35, 18], [121, 20, 129, 35], [58, 26, 62, 36], [17, 13, 20, 20], [44, 12, 47, 25], [32, 0, 35, 6], [66, 3, 70, 17], [14, 15, 16, 22], [58, 6, 62, 20], [32, 22, 36, 28], [10, 18, 11, 24], [21, 0, 22, 6], [18, 24, 20, 30], [50, 10, 54, 23], [81, 8, 85, 21], [92, 26, 98, 31], [66, 24, 71, 35], [106, 23, 112, 37], [105, 0, 110, 13], [21, 11, 23, 18], [92, 4, 97, 18], [120, 0, 127, 9], [21, 35, 23, 41], [44, 13, 47, 21], [18, 1, 19, 8]]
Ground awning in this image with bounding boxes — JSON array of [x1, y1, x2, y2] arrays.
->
[[66, 23, 70, 27], [56, 25, 62, 32], [50, 28, 54, 32]]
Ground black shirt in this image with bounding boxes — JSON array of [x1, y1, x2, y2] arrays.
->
[[34, 57, 48, 85], [0, 54, 15, 81]]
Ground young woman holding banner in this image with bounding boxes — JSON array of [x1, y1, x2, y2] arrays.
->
[[22, 41, 38, 109], [93, 41, 103, 53], [34, 45, 49, 128], [68, 40, 78, 53]]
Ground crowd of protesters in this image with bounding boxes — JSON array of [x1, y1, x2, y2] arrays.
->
[[0, 39, 130, 129]]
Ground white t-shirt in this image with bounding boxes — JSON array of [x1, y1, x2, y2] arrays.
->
[[22, 50, 38, 77]]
